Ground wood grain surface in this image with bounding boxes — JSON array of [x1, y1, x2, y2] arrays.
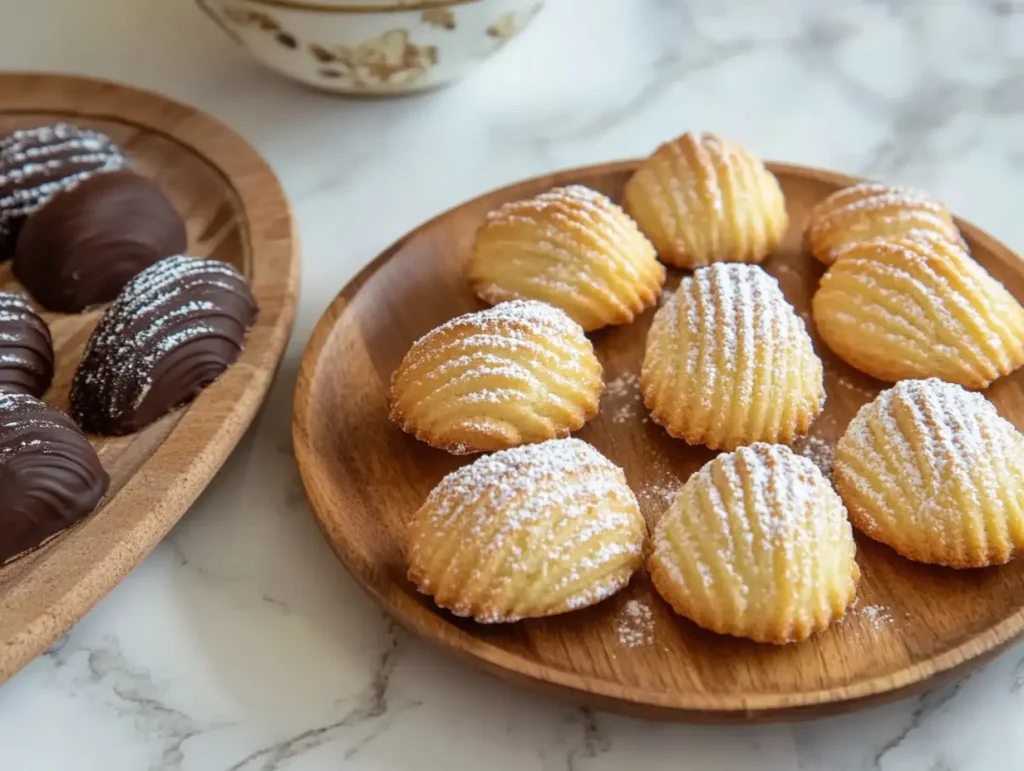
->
[[293, 160, 1024, 722], [0, 73, 299, 683]]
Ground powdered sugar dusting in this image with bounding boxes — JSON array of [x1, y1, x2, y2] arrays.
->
[[616, 599, 654, 647], [418, 438, 643, 619], [0, 123, 127, 247], [649, 263, 822, 427], [69, 255, 256, 431], [793, 435, 835, 477], [603, 371, 644, 424], [836, 378, 1017, 524], [653, 443, 850, 604], [858, 603, 893, 630]]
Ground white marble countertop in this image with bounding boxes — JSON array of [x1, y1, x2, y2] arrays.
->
[[2, 0, 1024, 768]]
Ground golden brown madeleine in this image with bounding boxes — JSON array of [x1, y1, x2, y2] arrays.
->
[[406, 438, 647, 622], [469, 185, 665, 332], [622, 131, 788, 268], [649, 443, 858, 644], [640, 263, 824, 450], [834, 379, 1024, 568], [804, 182, 963, 265], [812, 235, 1024, 388], [389, 300, 603, 454]]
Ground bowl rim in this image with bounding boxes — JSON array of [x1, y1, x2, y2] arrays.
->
[[231, 0, 489, 14]]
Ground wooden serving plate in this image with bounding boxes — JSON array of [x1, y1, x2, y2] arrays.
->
[[293, 160, 1024, 721], [0, 74, 298, 683]]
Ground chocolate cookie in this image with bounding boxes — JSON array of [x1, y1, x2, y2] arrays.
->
[[0, 123, 126, 259], [0, 292, 53, 397], [70, 255, 257, 435], [13, 170, 187, 312], [0, 392, 109, 565]]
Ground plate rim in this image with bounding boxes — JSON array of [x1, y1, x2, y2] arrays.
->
[[292, 158, 1024, 721], [0, 72, 300, 683]]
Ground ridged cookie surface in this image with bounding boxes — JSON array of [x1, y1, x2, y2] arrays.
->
[[623, 132, 788, 268], [804, 182, 963, 265], [469, 185, 665, 331], [389, 300, 603, 454], [834, 379, 1024, 568], [407, 438, 646, 623], [641, 263, 824, 450], [649, 443, 859, 644], [812, 235, 1024, 388]]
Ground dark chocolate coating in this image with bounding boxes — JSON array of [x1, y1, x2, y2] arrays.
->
[[0, 392, 109, 565], [13, 171, 187, 312], [0, 123, 127, 260], [70, 255, 257, 435], [0, 292, 53, 397]]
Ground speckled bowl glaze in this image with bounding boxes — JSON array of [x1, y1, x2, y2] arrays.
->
[[196, 0, 544, 95]]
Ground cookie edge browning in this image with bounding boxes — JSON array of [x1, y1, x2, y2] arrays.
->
[[405, 439, 647, 622], [388, 303, 604, 455], [623, 132, 789, 269], [811, 238, 1024, 389], [803, 183, 963, 266], [468, 185, 666, 332]]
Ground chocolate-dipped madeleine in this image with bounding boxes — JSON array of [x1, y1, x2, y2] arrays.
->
[[0, 123, 126, 259], [0, 392, 109, 565], [13, 170, 187, 312], [0, 292, 53, 397], [70, 255, 258, 435]]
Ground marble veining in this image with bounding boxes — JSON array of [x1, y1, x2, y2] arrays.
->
[[2, 0, 1024, 768]]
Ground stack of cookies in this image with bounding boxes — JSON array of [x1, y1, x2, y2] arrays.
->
[[388, 131, 1024, 644]]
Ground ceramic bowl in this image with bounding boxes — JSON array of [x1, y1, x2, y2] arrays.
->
[[196, 0, 544, 95]]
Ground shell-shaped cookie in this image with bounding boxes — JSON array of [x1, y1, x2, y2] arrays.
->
[[834, 379, 1024, 568], [641, 263, 824, 450], [811, 235, 1024, 388], [407, 438, 646, 622], [0, 292, 53, 397], [622, 132, 788, 269], [389, 300, 603, 454], [469, 185, 665, 332], [649, 443, 858, 644], [804, 182, 964, 265]]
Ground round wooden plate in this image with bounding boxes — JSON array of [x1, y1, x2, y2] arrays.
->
[[0, 73, 298, 683], [293, 160, 1024, 721]]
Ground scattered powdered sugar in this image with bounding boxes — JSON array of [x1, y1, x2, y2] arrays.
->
[[638, 480, 681, 512], [616, 599, 654, 647], [793, 435, 835, 478], [835, 374, 877, 399], [858, 603, 893, 630], [603, 371, 644, 424]]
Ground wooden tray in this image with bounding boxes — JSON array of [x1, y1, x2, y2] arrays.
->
[[0, 73, 298, 683], [293, 160, 1024, 722]]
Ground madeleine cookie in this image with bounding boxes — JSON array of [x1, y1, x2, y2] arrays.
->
[[623, 132, 788, 268], [469, 185, 665, 331], [649, 443, 858, 644], [406, 438, 647, 622], [804, 182, 963, 266], [812, 235, 1024, 388], [389, 300, 602, 454], [641, 263, 824, 450], [834, 379, 1024, 568]]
